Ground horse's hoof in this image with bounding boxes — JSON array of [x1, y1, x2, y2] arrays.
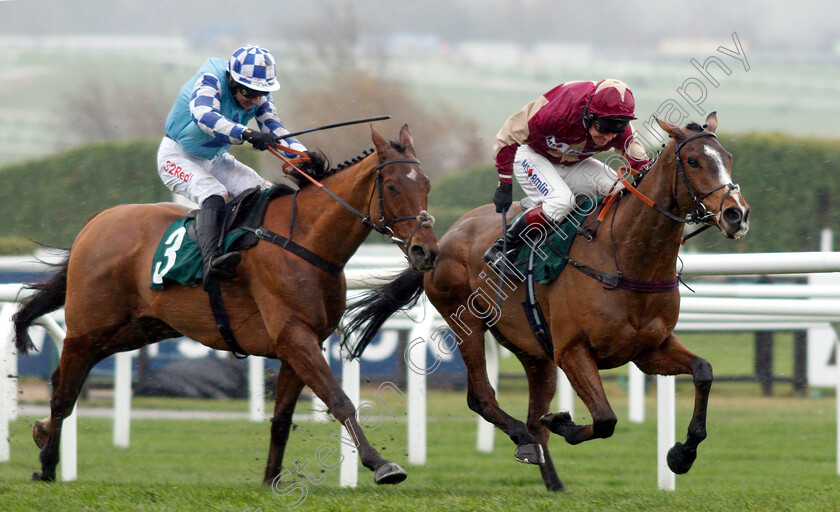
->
[[33, 419, 50, 449], [374, 462, 407, 485], [31, 472, 55, 482], [514, 443, 545, 465], [539, 411, 572, 434], [667, 442, 697, 474]]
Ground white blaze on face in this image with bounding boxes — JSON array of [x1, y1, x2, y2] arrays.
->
[[406, 169, 419, 182], [704, 144, 749, 234]]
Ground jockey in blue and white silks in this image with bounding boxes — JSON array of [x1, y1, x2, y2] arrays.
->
[[156, 44, 309, 284]]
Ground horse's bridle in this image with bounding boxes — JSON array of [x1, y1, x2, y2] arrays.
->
[[669, 131, 740, 225], [361, 158, 435, 252], [626, 130, 738, 230]]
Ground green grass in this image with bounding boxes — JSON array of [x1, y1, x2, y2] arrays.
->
[[2, 383, 839, 511]]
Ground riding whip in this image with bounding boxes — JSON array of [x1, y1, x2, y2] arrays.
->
[[274, 115, 391, 141]]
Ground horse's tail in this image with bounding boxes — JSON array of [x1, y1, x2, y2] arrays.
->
[[13, 252, 69, 355], [340, 268, 426, 360]]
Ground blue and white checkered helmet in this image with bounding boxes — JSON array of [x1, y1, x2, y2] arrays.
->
[[228, 45, 281, 92]]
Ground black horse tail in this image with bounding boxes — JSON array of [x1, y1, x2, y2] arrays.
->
[[340, 268, 426, 360], [13, 252, 69, 355]]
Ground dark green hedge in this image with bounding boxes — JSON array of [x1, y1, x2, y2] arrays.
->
[[0, 139, 258, 247], [2, 133, 837, 253]]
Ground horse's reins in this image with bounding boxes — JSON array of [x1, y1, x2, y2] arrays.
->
[[268, 145, 435, 253]]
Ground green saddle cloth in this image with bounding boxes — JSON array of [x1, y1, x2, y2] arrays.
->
[[150, 217, 248, 290], [512, 197, 601, 284]]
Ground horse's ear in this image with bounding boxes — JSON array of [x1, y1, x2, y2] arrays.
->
[[370, 124, 389, 157], [656, 116, 686, 141], [398, 124, 415, 155], [704, 111, 718, 133]]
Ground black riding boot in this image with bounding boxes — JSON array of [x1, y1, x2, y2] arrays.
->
[[483, 205, 553, 276], [196, 195, 241, 283]]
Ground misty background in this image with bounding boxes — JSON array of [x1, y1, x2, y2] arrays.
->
[[1, 0, 839, 174]]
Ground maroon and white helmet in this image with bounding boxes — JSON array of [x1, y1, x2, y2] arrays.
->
[[585, 79, 637, 133]]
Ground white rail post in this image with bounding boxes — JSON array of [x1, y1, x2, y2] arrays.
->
[[628, 363, 646, 423], [113, 351, 133, 447], [476, 332, 499, 453], [249, 356, 265, 422], [657, 375, 675, 491], [339, 349, 359, 488], [407, 296, 431, 466], [556, 369, 574, 420], [0, 303, 13, 462], [311, 337, 330, 422]]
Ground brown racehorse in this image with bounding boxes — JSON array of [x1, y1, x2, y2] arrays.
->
[[341, 114, 750, 491], [13, 125, 439, 485]]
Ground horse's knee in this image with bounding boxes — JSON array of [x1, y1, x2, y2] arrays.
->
[[692, 358, 713, 388], [593, 417, 617, 439]]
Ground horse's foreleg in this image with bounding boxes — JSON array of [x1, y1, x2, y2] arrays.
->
[[541, 337, 617, 445], [263, 361, 306, 485], [512, 347, 565, 491], [460, 331, 543, 465], [275, 318, 406, 485], [633, 333, 712, 475]]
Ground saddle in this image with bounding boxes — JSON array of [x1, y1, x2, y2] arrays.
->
[[150, 185, 296, 290], [509, 197, 602, 284]]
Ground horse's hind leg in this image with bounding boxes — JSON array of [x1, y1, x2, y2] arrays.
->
[[31, 332, 107, 481], [32, 318, 171, 481], [540, 336, 618, 445], [633, 332, 712, 475], [275, 318, 406, 485], [263, 361, 306, 485], [457, 329, 543, 465], [508, 345, 564, 491]]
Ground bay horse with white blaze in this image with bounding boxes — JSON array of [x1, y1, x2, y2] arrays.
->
[[341, 114, 750, 491], [13, 125, 439, 485]]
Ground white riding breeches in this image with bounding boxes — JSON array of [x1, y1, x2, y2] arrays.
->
[[513, 144, 625, 223], [157, 137, 272, 207]]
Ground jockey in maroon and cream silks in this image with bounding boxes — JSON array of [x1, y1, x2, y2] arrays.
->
[[485, 79, 650, 274]]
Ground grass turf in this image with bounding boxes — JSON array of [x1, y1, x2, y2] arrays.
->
[[1, 382, 838, 511]]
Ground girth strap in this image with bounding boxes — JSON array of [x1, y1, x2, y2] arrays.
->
[[241, 226, 343, 276], [204, 278, 249, 359]]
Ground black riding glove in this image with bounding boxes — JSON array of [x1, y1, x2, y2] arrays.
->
[[493, 181, 513, 213], [242, 129, 277, 151]]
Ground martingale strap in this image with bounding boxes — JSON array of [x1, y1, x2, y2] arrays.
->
[[240, 226, 343, 276], [543, 241, 680, 293]]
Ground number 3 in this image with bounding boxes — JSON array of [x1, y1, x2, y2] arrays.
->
[[151, 227, 187, 285]]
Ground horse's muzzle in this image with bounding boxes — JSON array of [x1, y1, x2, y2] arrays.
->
[[408, 243, 439, 272], [720, 205, 750, 239]]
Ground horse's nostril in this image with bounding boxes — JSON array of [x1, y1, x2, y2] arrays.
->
[[410, 245, 428, 260], [723, 207, 742, 225]]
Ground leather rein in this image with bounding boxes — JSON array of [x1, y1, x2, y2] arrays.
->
[[267, 145, 435, 267]]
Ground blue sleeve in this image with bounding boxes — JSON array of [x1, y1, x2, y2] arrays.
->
[[190, 73, 248, 144]]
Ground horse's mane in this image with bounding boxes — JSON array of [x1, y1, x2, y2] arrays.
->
[[275, 140, 407, 190], [684, 121, 704, 132]]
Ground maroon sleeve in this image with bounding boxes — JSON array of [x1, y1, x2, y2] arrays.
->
[[494, 144, 517, 184]]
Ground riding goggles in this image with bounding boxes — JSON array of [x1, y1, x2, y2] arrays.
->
[[234, 83, 270, 99], [592, 115, 630, 134]]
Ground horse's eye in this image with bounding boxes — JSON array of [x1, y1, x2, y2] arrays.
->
[[687, 157, 700, 168], [385, 183, 397, 193]]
